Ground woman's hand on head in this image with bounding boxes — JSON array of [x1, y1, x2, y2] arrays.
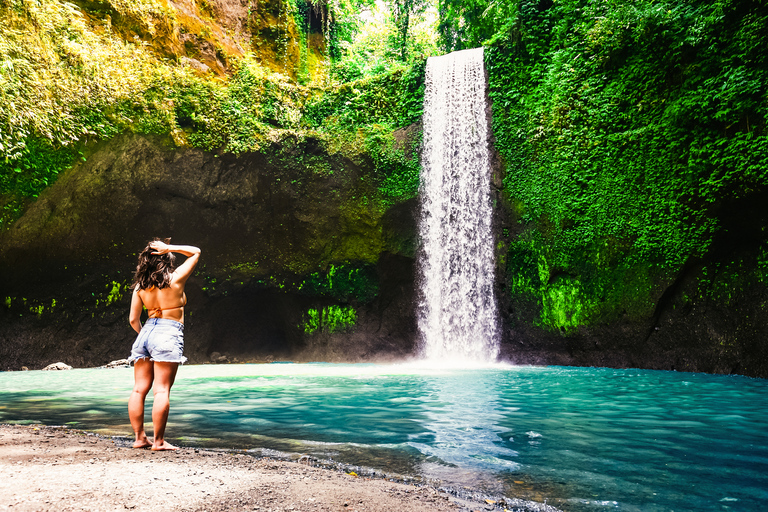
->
[[150, 241, 170, 255]]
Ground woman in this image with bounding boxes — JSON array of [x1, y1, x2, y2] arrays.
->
[[127, 239, 201, 450]]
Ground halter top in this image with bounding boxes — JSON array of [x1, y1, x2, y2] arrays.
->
[[146, 293, 187, 318]]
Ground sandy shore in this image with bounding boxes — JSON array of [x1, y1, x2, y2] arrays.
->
[[0, 425, 558, 512]]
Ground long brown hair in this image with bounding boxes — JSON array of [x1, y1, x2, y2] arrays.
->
[[132, 238, 176, 290]]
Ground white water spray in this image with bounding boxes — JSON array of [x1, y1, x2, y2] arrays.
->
[[417, 47, 500, 364]]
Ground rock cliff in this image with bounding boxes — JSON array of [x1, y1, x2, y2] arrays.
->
[[0, 133, 418, 369]]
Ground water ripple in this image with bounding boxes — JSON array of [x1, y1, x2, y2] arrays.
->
[[0, 363, 766, 511]]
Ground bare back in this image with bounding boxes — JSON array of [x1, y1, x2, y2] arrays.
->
[[129, 242, 200, 333], [137, 276, 187, 323]]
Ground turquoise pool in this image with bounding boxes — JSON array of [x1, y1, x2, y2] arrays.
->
[[1, 363, 766, 511]]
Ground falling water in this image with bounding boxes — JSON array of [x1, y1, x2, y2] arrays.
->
[[417, 47, 499, 363]]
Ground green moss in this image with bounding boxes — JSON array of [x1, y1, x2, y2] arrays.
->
[[93, 280, 129, 308], [105, 281, 125, 305], [540, 277, 589, 333], [228, 261, 260, 274], [301, 263, 379, 303], [486, 0, 768, 333], [303, 62, 426, 131], [757, 243, 768, 284], [303, 305, 357, 334], [363, 125, 421, 206], [507, 236, 660, 331]]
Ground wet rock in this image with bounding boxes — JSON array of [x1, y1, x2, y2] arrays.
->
[[104, 359, 130, 368], [209, 351, 229, 363], [42, 362, 72, 371]]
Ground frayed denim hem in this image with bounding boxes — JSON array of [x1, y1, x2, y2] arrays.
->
[[151, 356, 188, 365], [129, 356, 187, 366]]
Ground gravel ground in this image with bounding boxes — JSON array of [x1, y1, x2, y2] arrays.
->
[[0, 424, 559, 512]]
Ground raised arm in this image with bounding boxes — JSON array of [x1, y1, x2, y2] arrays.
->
[[149, 241, 201, 284]]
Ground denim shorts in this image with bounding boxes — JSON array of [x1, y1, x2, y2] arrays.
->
[[129, 318, 187, 364]]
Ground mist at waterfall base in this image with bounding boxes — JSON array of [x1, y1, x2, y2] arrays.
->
[[2, 364, 767, 511]]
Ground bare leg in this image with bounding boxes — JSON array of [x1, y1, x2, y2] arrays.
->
[[151, 361, 179, 451], [128, 358, 154, 448]]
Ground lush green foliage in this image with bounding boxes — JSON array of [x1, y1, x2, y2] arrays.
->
[[329, 0, 439, 82], [316, 0, 376, 61], [304, 61, 426, 204], [303, 305, 357, 334], [0, 0, 182, 157], [0, 0, 193, 225], [484, 0, 768, 331], [167, 60, 306, 153], [305, 62, 426, 129], [436, 0, 516, 51], [301, 263, 379, 302], [0, 0, 428, 228], [389, 0, 431, 60]]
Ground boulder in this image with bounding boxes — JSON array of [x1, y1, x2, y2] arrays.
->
[[105, 359, 130, 368], [42, 362, 72, 371]]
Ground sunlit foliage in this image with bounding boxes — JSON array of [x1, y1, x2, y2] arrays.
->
[[0, 0, 196, 224], [329, 0, 439, 82], [436, 0, 517, 51], [479, 0, 768, 331]]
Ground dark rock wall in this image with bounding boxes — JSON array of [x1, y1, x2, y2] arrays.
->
[[2, 101, 766, 377], [0, 134, 418, 370], [491, 169, 768, 378], [495, 254, 768, 378], [483, 3, 768, 379]]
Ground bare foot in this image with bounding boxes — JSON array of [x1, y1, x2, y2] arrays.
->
[[151, 441, 178, 451], [133, 436, 152, 449]]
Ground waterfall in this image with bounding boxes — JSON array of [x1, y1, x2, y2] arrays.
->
[[417, 47, 500, 364]]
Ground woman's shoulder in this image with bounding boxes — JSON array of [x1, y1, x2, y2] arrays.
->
[[136, 285, 158, 296]]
